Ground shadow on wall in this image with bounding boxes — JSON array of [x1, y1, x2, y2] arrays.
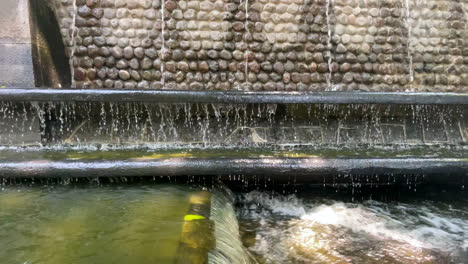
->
[[29, 0, 71, 88]]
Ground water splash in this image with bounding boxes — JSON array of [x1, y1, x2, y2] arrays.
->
[[237, 191, 468, 263]]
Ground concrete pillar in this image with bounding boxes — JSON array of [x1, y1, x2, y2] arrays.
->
[[0, 0, 35, 87]]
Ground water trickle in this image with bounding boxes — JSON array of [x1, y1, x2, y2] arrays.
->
[[160, 0, 166, 88], [98, 103, 107, 136], [69, 0, 77, 87], [144, 104, 157, 142], [325, 0, 333, 91], [244, 0, 249, 82], [405, 0, 414, 88]]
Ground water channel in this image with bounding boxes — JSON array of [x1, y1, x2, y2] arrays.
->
[[1, 182, 466, 264]]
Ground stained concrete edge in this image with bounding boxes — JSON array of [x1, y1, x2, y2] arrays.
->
[[0, 158, 466, 180], [0, 89, 467, 105]]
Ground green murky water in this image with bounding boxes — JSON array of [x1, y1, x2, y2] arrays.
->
[[0, 184, 203, 264], [1, 183, 467, 264]]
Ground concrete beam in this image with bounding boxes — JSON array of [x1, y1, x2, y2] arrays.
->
[[0, 158, 466, 180], [0, 89, 467, 105]]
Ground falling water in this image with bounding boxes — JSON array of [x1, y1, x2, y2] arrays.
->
[[244, 0, 249, 82], [69, 0, 77, 87], [208, 188, 254, 264], [325, 0, 333, 90], [160, 0, 166, 88], [405, 0, 414, 88], [0, 101, 465, 149]]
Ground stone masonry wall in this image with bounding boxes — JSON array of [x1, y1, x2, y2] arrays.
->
[[48, 0, 467, 92]]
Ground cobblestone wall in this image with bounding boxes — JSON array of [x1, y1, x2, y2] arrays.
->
[[48, 0, 467, 92]]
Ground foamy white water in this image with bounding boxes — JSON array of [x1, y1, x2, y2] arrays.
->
[[237, 191, 468, 264]]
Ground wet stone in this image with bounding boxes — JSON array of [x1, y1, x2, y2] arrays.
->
[[97, 68, 107, 79], [94, 57, 106, 68], [92, 8, 104, 19], [141, 58, 153, 70], [128, 58, 139, 70], [124, 82, 136, 89], [50, 0, 468, 92], [199, 62, 209, 72], [74, 68, 87, 81], [207, 50, 218, 59], [132, 47, 144, 59], [141, 70, 152, 81], [118, 70, 131, 80], [284, 61, 295, 72], [110, 47, 123, 59], [78, 5, 92, 17], [123, 47, 134, 59], [116, 60, 128, 69], [172, 50, 184, 61], [273, 62, 285, 74], [145, 48, 158, 59], [105, 79, 115, 88], [208, 61, 219, 71], [137, 81, 150, 89], [165, 62, 177, 73]]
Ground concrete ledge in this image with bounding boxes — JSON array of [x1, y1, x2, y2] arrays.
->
[[0, 158, 466, 180], [0, 89, 467, 105]]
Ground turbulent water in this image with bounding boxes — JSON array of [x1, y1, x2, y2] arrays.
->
[[237, 191, 468, 264], [1, 182, 467, 264]]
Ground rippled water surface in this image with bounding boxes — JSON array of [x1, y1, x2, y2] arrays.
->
[[0, 184, 202, 264], [237, 190, 468, 264], [1, 183, 467, 264]]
